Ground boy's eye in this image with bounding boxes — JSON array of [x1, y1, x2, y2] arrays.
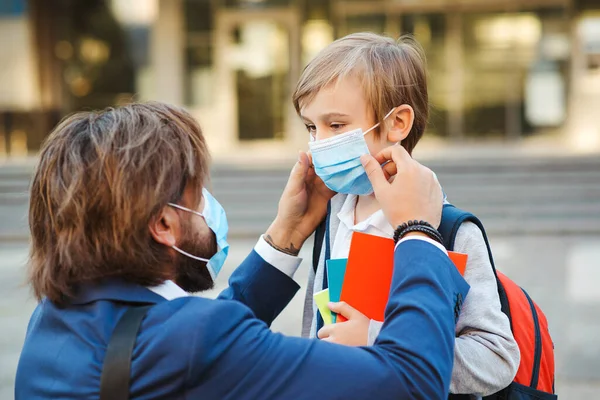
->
[[330, 123, 346, 131], [305, 125, 316, 133]]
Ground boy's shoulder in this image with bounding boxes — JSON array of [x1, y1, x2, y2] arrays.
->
[[454, 221, 485, 250]]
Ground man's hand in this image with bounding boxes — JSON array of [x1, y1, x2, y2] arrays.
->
[[265, 151, 335, 255], [360, 145, 443, 229], [317, 302, 370, 345]]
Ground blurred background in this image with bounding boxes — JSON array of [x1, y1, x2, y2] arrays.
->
[[0, 0, 599, 398]]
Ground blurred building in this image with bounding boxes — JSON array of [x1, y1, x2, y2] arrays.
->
[[1, 0, 600, 158]]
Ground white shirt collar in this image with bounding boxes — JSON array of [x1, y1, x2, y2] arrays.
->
[[147, 280, 189, 301], [336, 194, 357, 230], [337, 194, 394, 237]]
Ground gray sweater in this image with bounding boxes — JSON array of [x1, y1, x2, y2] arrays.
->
[[301, 194, 520, 398]]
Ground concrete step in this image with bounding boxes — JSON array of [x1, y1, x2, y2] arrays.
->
[[6, 183, 598, 205], [0, 155, 597, 239], [210, 189, 600, 208]]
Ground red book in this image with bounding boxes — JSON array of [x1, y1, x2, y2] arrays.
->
[[338, 232, 467, 322]]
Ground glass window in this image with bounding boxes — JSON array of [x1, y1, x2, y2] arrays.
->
[[340, 15, 386, 37], [400, 13, 448, 137], [0, 0, 156, 154], [222, 0, 293, 8], [226, 21, 290, 140], [462, 12, 516, 137], [184, 0, 214, 107], [34, 0, 156, 110], [522, 8, 570, 135], [461, 9, 569, 138], [0, 0, 37, 112]]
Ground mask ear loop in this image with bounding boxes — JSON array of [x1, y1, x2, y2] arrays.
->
[[172, 245, 215, 280], [167, 202, 211, 262], [172, 245, 210, 263], [361, 108, 398, 174], [168, 202, 205, 219], [362, 107, 397, 136]]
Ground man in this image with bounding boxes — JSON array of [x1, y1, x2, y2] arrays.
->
[[16, 102, 468, 399]]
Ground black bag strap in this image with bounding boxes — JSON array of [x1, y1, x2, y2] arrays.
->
[[312, 201, 331, 274], [312, 216, 327, 274], [100, 305, 152, 400]]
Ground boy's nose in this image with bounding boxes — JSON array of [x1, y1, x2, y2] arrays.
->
[[315, 130, 335, 141]]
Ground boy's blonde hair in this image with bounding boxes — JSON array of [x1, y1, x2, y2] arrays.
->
[[292, 32, 428, 154]]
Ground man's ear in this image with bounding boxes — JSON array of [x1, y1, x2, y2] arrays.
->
[[149, 206, 180, 248], [386, 104, 414, 144]]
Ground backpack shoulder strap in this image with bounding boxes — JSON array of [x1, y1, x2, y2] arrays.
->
[[442, 205, 515, 400], [439, 204, 498, 276], [439, 204, 512, 324], [100, 305, 152, 400]]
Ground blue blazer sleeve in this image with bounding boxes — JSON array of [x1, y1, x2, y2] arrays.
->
[[190, 240, 470, 399], [217, 249, 300, 326]]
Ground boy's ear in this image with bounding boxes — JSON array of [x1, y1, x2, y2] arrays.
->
[[386, 105, 415, 143]]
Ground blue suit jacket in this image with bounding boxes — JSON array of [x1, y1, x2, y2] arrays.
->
[[16, 240, 469, 399]]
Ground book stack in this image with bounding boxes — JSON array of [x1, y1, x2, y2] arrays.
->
[[315, 232, 468, 324]]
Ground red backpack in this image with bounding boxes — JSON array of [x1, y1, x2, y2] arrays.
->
[[440, 205, 557, 400]]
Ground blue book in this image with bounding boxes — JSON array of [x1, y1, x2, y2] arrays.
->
[[326, 258, 348, 323]]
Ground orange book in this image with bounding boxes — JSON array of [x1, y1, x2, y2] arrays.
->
[[448, 251, 468, 276], [338, 232, 467, 322]]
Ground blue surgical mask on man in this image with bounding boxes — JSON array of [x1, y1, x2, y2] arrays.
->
[[309, 108, 396, 195], [168, 188, 229, 280]]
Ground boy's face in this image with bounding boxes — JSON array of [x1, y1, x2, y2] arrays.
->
[[299, 76, 406, 157]]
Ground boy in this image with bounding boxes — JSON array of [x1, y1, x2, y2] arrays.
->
[[295, 33, 520, 398]]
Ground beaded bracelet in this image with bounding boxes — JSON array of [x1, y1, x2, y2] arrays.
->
[[393, 220, 444, 245]]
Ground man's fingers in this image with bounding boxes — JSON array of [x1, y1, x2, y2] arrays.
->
[[382, 161, 397, 180], [360, 154, 388, 194], [286, 151, 309, 187], [373, 144, 396, 164], [306, 151, 313, 166], [297, 151, 310, 172], [374, 144, 411, 168], [328, 302, 358, 320], [388, 146, 413, 175]]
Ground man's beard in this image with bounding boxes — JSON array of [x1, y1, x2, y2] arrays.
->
[[174, 221, 218, 293]]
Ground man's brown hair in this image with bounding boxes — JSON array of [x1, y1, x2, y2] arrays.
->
[[292, 33, 429, 154], [28, 102, 210, 304]]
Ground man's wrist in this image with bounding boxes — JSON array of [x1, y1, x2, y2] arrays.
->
[[264, 219, 307, 256]]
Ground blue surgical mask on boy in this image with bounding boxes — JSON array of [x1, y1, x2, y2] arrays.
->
[[309, 108, 396, 195], [168, 188, 230, 280]]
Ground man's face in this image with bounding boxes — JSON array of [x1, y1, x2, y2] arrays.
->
[[173, 191, 218, 292], [299, 76, 392, 156]]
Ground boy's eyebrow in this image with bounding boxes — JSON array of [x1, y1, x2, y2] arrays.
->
[[320, 112, 351, 120], [299, 112, 350, 123]]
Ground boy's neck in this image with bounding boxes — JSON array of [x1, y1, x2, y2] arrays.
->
[[354, 194, 381, 225]]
